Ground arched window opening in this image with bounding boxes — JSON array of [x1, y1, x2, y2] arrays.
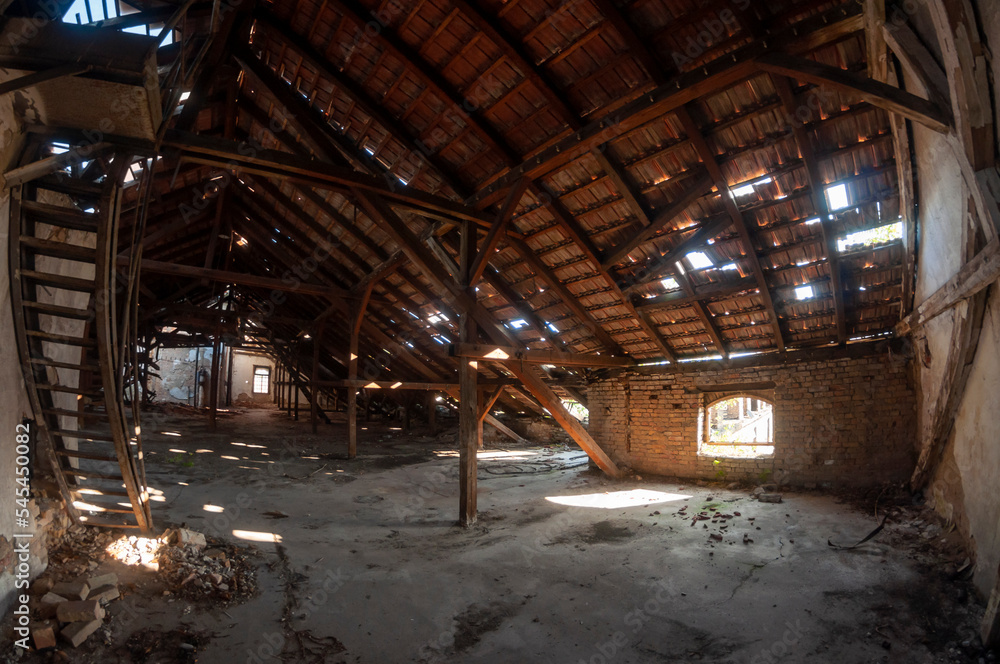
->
[[699, 395, 774, 459]]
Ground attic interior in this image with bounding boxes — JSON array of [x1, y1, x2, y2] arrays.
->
[[0, 0, 999, 659]]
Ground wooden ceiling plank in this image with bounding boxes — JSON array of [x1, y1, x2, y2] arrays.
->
[[772, 75, 847, 345], [676, 106, 784, 351]]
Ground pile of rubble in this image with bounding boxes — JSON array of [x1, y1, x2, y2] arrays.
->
[[22, 526, 257, 653], [155, 528, 257, 603], [29, 571, 120, 649]]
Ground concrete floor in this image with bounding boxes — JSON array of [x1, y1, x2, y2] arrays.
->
[[6, 406, 992, 663]]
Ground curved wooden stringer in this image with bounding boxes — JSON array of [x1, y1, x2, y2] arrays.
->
[[9, 142, 153, 532]]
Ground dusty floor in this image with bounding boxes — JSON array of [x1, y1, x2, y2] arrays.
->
[[3, 405, 995, 663]]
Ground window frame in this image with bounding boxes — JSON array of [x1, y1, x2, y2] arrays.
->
[[252, 365, 271, 395]]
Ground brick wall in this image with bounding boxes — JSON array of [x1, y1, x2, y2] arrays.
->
[[588, 349, 917, 487]]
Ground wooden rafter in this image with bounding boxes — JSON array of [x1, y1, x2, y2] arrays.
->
[[675, 107, 785, 351], [772, 76, 847, 345], [467, 2, 865, 206]]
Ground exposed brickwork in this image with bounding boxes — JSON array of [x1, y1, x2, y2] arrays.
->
[[589, 351, 917, 487]]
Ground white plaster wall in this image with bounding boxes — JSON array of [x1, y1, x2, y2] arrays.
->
[[231, 351, 276, 403], [913, 0, 1000, 598]]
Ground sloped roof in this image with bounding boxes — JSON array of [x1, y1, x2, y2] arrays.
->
[[115, 0, 910, 390]]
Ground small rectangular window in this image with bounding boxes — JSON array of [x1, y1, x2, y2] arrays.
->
[[252, 366, 271, 394]]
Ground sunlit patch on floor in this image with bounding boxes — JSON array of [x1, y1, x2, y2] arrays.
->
[[106, 534, 165, 569], [232, 529, 282, 543], [545, 489, 691, 509]]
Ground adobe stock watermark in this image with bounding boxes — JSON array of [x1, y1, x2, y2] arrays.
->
[[577, 578, 679, 664]]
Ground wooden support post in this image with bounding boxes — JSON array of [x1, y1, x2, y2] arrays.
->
[[983, 560, 1000, 647], [459, 220, 479, 527], [426, 391, 438, 434], [403, 392, 412, 432], [208, 329, 221, 431], [293, 371, 300, 420], [225, 345, 234, 407], [311, 325, 323, 434]]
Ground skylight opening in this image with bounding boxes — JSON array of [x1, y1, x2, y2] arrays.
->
[[51, 142, 70, 155], [804, 217, 821, 225], [837, 222, 903, 252], [794, 285, 814, 300], [731, 183, 756, 198], [509, 319, 528, 329], [660, 277, 679, 290], [720, 263, 738, 271], [546, 322, 559, 333], [825, 183, 850, 211], [686, 251, 713, 269]]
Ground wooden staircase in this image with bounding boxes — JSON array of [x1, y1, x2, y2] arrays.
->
[[9, 147, 153, 532]]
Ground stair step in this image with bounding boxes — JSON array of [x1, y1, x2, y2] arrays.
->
[[19, 269, 95, 292], [57, 450, 118, 462], [35, 383, 103, 399], [20, 237, 97, 262], [43, 407, 108, 419], [25, 330, 96, 347], [51, 429, 115, 442], [77, 518, 140, 529], [21, 199, 99, 232], [63, 469, 125, 481], [30, 357, 100, 372], [21, 300, 95, 320], [75, 488, 129, 497], [72, 502, 135, 515]]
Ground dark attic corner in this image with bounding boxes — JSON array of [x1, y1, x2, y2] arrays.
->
[[0, 0, 997, 660]]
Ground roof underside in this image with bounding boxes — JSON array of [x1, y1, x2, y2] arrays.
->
[[104, 0, 907, 388]]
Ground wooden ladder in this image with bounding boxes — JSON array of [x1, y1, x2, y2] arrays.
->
[[9, 148, 153, 532]]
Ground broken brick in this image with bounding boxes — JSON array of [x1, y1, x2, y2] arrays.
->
[[60, 619, 102, 648], [56, 599, 105, 623]]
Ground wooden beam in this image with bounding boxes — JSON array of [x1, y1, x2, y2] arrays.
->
[[886, 63, 918, 316], [756, 52, 952, 133], [984, 564, 1000, 647], [124, 257, 353, 299], [0, 63, 91, 96], [359, 193, 622, 475], [897, 237, 1000, 335], [208, 326, 222, 431], [676, 107, 785, 351], [478, 385, 505, 422], [332, 0, 521, 165], [234, 49, 361, 169], [450, 343, 635, 368], [672, 267, 728, 358], [602, 172, 715, 271], [314, 379, 513, 389], [634, 276, 758, 313], [468, 177, 530, 286], [155, 129, 490, 224], [618, 212, 732, 294], [506, 363, 621, 477], [346, 282, 373, 459], [530, 182, 677, 361], [880, 19, 949, 100], [506, 236, 627, 355], [863, 0, 887, 83], [449, 0, 580, 130], [467, 4, 864, 206], [910, 291, 988, 489], [310, 324, 323, 434], [772, 75, 847, 345], [253, 9, 469, 196], [590, 148, 655, 227], [458, 219, 479, 526]]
